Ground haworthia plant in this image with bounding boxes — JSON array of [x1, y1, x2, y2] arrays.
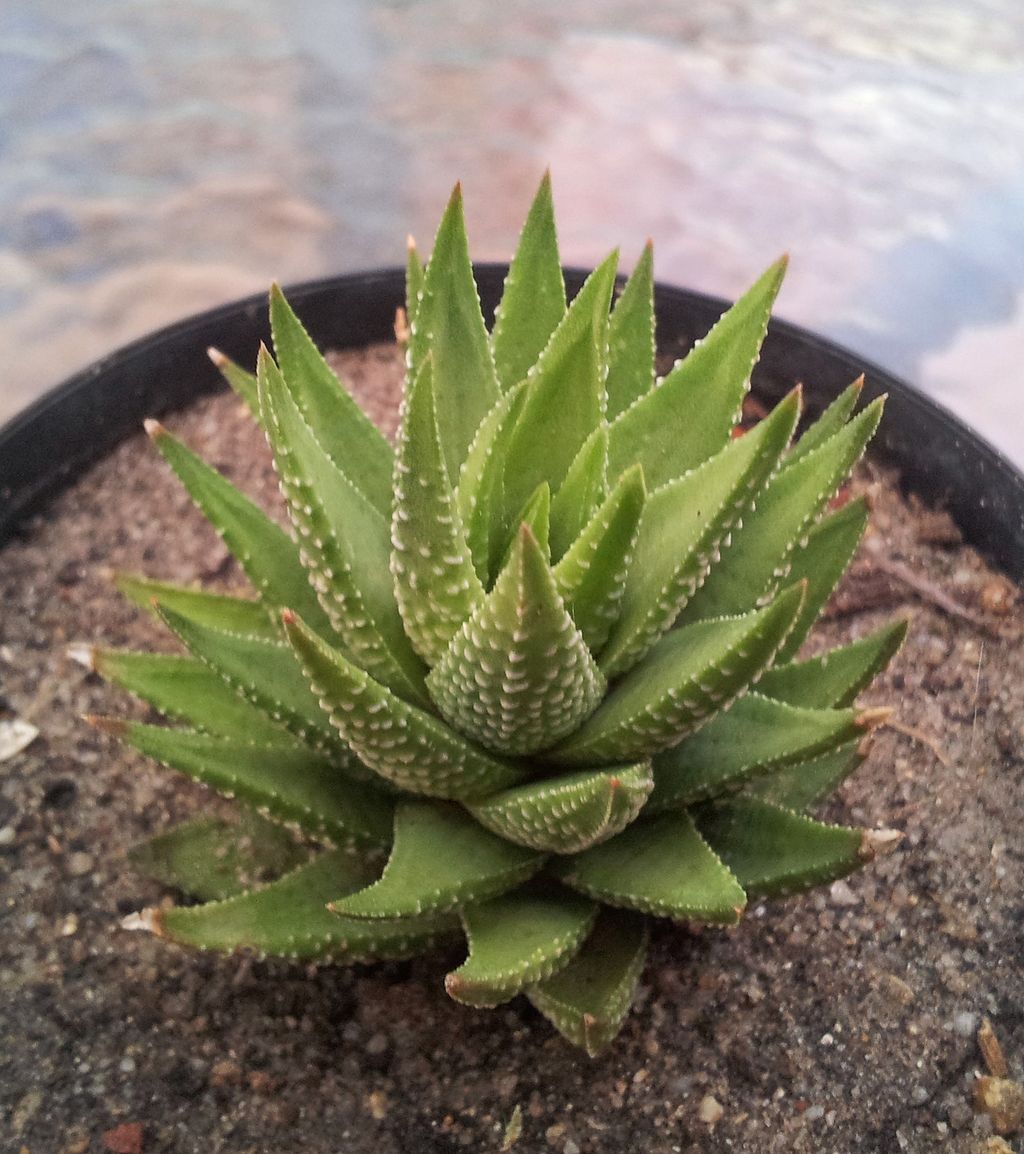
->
[[93, 178, 904, 1056]]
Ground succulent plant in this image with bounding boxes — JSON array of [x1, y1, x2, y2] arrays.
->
[[89, 177, 904, 1055]]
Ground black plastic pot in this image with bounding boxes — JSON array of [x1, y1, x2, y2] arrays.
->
[[2, 267, 1022, 581]]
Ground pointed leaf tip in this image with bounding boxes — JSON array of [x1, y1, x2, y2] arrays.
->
[[143, 418, 166, 439]]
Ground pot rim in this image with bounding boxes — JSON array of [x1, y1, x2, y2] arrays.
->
[[2, 264, 1021, 579]]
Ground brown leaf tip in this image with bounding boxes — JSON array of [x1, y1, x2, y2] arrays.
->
[[84, 714, 128, 738], [143, 418, 167, 440], [207, 346, 228, 368], [859, 827, 903, 860]]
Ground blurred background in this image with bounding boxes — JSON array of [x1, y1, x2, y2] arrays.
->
[[2, 1, 1023, 465]]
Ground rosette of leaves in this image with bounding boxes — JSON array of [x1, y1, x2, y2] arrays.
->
[[90, 177, 904, 1055]]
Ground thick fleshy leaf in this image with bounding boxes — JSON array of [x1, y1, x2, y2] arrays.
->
[[391, 359, 485, 665], [548, 426, 608, 562], [258, 349, 429, 706], [410, 185, 500, 482], [745, 739, 865, 812], [527, 909, 648, 1057], [92, 649, 288, 744], [786, 377, 864, 467], [283, 611, 527, 799], [153, 850, 458, 961], [467, 762, 653, 854], [694, 797, 873, 897], [502, 482, 551, 567], [145, 421, 334, 636], [606, 257, 788, 488], [331, 802, 546, 918], [772, 497, 869, 663], [551, 584, 804, 766], [427, 526, 605, 757], [128, 813, 309, 901], [208, 347, 260, 420], [758, 620, 908, 709], [406, 234, 425, 326], [445, 889, 597, 1007], [678, 398, 884, 623], [269, 284, 394, 517], [491, 172, 566, 392], [484, 253, 619, 577], [115, 574, 278, 641], [601, 389, 800, 677], [606, 241, 655, 420], [649, 693, 864, 809], [95, 720, 393, 847], [553, 811, 746, 923], [553, 465, 646, 656]]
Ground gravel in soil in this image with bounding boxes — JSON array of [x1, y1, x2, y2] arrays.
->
[[1, 343, 1022, 1154]]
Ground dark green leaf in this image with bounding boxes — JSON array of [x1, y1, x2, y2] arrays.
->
[[606, 241, 655, 420]]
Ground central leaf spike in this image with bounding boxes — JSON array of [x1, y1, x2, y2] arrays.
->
[[426, 524, 606, 756]]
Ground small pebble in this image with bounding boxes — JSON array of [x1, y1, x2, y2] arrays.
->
[[0, 825, 15, 846], [805, 1105, 825, 1121], [698, 1095, 724, 1125], [67, 852, 94, 877], [953, 1011, 980, 1037]]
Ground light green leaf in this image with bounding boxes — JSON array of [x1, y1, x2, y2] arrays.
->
[[427, 526, 605, 756], [678, 398, 884, 624], [649, 693, 863, 809], [99, 719, 393, 847], [410, 185, 500, 482], [93, 649, 289, 744], [745, 739, 864, 812], [501, 482, 551, 569], [128, 812, 309, 901], [786, 376, 863, 467], [553, 811, 746, 923], [527, 908, 648, 1057], [601, 389, 800, 677], [606, 241, 655, 420], [258, 348, 429, 706], [551, 584, 805, 766], [269, 284, 394, 517], [491, 172, 566, 392], [466, 762, 653, 854], [548, 426, 608, 562], [145, 421, 334, 636], [115, 574, 278, 641], [390, 358, 485, 666], [445, 889, 597, 1007], [331, 802, 546, 918], [208, 347, 260, 421], [406, 234, 425, 326], [607, 256, 788, 488], [283, 610, 528, 800], [757, 619, 908, 709], [156, 850, 458, 961], [553, 465, 645, 657], [694, 796, 871, 897]]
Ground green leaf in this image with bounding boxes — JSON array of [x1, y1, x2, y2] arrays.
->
[[428, 526, 605, 756], [466, 762, 653, 854], [208, 347, 260, 421], [527, 908, 648, 1057], [283, 610, 528, 799], [99, 720, 393, 847], [551, 585, 804, 766], [757, 619, 908, 709], [445, 889, 597, 1007], [606, 241, 655, 419], [391, 359, 486, 666], [115, 574, 278, 641], [155, 850, 459, 961], [553, 464, 646, 656], [678, 398, 884, 623], [601, 388, 800, 677], [406, 234, 425, 326], [93, 649, 288, 744], [694, 797, 870, 898], [128, 812, 309, 901], [258, 348, 429, 706], [410, 184, 500, 482], [553, 811, 746, 923], [606, 256, 788, 488], [491, 172, 566, 392], [786, 376, 863, 467], [745, 739, 864, 812], [649, 693, 864, 809], [548, 426, 608, 562], [772, 497, 869, 663], [331, 802, 546, 918], [145, 421, 334, 637], [269, 284, 394, 517], [500, 482, 551, 570]]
